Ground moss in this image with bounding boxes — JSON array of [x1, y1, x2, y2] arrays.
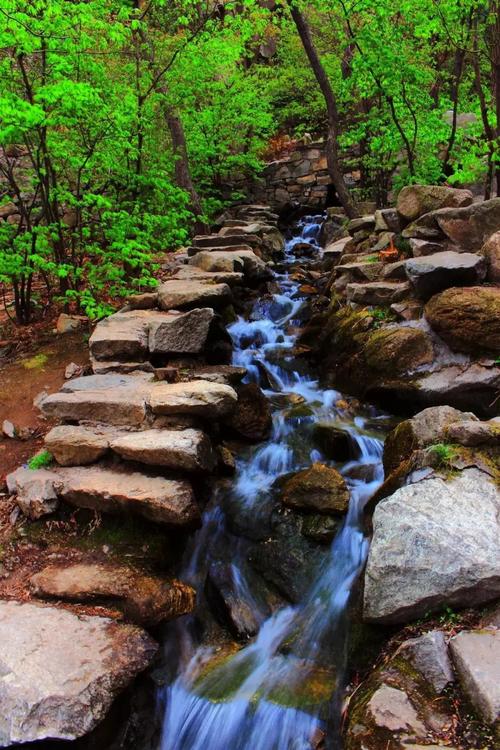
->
[[27, 450, 53, 470], [364, 327, 434, 376], [22, 353, 49, 370]]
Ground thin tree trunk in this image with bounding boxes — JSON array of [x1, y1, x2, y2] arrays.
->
[[287, 2, 358, 217], [165, 107, 206, 233]]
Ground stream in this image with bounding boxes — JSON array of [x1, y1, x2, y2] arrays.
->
[[158, 216, 389, 750]]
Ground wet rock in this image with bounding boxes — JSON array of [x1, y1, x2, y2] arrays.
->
[[6, 467, 60, 519], [157, 279, 232, 311], [397, 185, 473, 222], [44, 425, 109, 466], [312, 423, 359, 461], [425, 286, 500, 355], [110, 428, 216, 473], [405, 251, 486, 299], [383, 405, 474, 476], [31, 562, 195, 627], [363, 468, 500, 624], [450, 629, 500, 725], [481, 230, 500, 282], [150, 380, 237, 419], [281, 463, 349, 514], [301, 513, 340, 544], [224, 382, 272, 441], [0, 600, 157, 745], [207, 561, 265, 638], [346, 281, 411, 306], [57, 466, 199, 526], [397, 631, 454, 693], [364, 326, 434, 375]]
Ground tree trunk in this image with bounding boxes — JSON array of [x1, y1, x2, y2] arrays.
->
[[165, 108, 206, 232], [287, 2, 358, 217]]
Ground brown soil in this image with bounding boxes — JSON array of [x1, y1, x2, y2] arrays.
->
[[0, 331, 89, 480]]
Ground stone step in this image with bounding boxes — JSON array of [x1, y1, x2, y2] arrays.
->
[[187, 243, 254, 257], [157, 279, 231, 311], [40, 377, 237, 426], [172, 266, 244, 286], [189, 249, 270, 281], [31, 562, 195, 627], [192, 233, 261, 249], [0, 600, 157, 745], [345, 281, 411, 306], [405, 250, 486, 299], [44, 424, 217, 473]]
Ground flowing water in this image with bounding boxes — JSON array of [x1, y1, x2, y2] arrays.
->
[[158, 215, 389, 750]]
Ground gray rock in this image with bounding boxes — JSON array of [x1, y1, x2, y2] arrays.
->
[[346, 281, 411, 305], [446, 419, 500, 447], [374, 208, 402, 233], [192, 233, 261, 249], [172, 265, 244, 286], [397, 185, 473, 222], [336, 261, 383, 282], [40, 386, 149, 427], [110, 428, 216, 473], [0, 600, 156, 745], [450, 629, 500, 725], [347, 215, 375, 234], [381, 259, 408, 280], [191, 249, 270, 281], [6, 467, 60, 519], [44, 425, 109, 466], [367, 684, 426, 734], [363, 469, 500, 624], [1, 419, 16, 439], [435, 197, 500, 250], [89, 310, 158, 361], [405, 251, 486, 299], [409, 238, 449, 257], [398, 631, 454, 693], [61, 372, 153, 392], [149, 380, 237, 419], [157, 279, 231, 311], [148, 308, 215, 354], [187, 243, 253, 257], [414, 363, 500, 419]]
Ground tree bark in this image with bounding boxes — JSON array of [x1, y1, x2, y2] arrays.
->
[[287, 2, 358, 217], [165, 107, 206, 232]]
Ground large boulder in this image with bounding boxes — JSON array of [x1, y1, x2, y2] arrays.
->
[[190, 249, 270, 281], [280, 463, 349, 514], [450, 629, 500, 725], [363, 468, 500, 624], [147, 308, 216, 354], [413, 363, 500, 419], [110, 428, 216, 473], [0, 601, 157, 745], [31, 562, 195, 626], [405, 251, 486, 299], [404, 198, 500, 250], [383, 405, 475, 476], [397, 185, 473, 222], [425, 286, 500, 355], [363, 326, 434, 376], [480, 230, 500, 282], [157, 279, 231, 311]]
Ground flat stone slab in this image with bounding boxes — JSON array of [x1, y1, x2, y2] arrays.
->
[[450, 629, 500, 725], [187, 243, 254, 256], [44, 425, 109, 466], [364, 468, 500, 624], [89, 310, 163, 361], [190, 250, 269, 280], [405, 251, 486, 299], [31, 562, 195, 627], [40, 386, 149, 427], [148, 307, 215, 354], [56, 466, 199, 525], [172, 266, 244, 286], [6, 467, 60, 519], [149, 380, 237, 418], [0, 601, 157, 745], [346, 281, 411, 306], [110, 428, 216, 472], [157, 279, 231, 311], [336, 261, 383, 281], [192, 233, 261, 248]]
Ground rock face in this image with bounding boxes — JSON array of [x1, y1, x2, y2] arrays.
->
[[31, 563, 195, 626], [363, 469, 500, 624], [44, 425, 109, 466], [425, 286, 500, 355], [0, 601, 157, 746], [224, 383, 272, 441], [405, 251, 486, 299], [281, 463, 349, 514], [110, 428, 216, 472], [157, 279, 231, 311], [450, 629, 500, 725], [397, 185, 473, 222]]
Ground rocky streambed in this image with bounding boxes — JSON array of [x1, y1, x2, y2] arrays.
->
[[1, 192, 499, 750]]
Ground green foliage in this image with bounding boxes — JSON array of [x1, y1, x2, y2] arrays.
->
[[426, 442, 457, 467], [27, 450, 53, 470]]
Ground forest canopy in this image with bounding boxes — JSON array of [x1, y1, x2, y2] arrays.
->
[[0, 0, 498, 321]]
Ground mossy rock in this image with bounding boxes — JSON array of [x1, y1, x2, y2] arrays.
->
[[364, 326, 434, 376], [280, 463, 349, 515]]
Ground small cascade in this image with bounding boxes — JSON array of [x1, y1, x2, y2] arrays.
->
[[159, 215, 390, 750]]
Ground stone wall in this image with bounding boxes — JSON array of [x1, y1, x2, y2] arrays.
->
[[245, 141, 359, 210]]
